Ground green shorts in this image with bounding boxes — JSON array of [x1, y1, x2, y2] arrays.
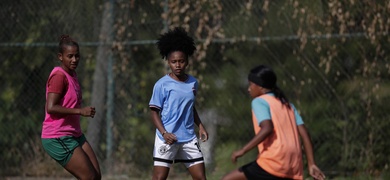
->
[[41, 134, 86, 167]]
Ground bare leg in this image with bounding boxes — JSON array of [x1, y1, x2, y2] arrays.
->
[[81, 141, 101, 179], [64, 146, 100, 180], [187, 163, 206, 180], [152, 166, 170, 180], [221, 169, 246, 180]]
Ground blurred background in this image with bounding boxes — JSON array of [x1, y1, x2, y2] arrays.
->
[[1, 0, 389, 179]]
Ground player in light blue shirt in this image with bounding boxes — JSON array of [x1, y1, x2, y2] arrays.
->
[[149, 27, 208, 180], [149, 74, 199, 143]]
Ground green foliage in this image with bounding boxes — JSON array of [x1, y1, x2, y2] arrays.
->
[[1, 0, 390, 178]]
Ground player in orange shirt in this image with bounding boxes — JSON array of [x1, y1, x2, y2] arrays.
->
[[222, 65, 325, 180]]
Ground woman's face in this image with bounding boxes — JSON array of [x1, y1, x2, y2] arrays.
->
[[58, 45, 80, 73], [248, 81, 263, 98], [167, 51, 188, 77]]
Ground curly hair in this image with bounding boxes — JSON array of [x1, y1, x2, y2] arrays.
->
[[156, 27, 196, 59]]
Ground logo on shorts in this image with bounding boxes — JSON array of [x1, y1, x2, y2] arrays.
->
[[158, 145, 168, 155]]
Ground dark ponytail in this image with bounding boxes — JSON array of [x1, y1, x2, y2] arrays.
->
[[272, 85, 290, 108], [248, 65, 291, 108]]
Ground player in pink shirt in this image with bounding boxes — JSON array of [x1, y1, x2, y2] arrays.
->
[[41, 35, 101, 180], [222, 65, 325, 180]]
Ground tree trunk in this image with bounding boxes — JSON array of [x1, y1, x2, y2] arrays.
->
[[87, 1, 114, 154], [199, 109, 223, 172]]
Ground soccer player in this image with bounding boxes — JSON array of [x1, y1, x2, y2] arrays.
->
[[149, 27, 208, 180], [41, 35, 101, 180], [222, 65, 325, 180]]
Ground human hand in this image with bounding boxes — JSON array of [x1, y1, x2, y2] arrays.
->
[[309, 164, 326, 180], [163, 133, 177, 145], [231, 149, 245, 164], [199, 127, 208, 142], [80, 106, 96, 118]]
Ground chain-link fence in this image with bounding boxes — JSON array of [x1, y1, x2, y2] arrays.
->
[[1, 0, 390, 179]]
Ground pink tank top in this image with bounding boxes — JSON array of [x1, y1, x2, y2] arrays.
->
[[41, 67, 82, 138]]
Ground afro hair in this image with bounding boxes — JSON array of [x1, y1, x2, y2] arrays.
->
[[156, 27, 196, 59]]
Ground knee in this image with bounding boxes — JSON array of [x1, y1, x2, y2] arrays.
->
[[193, 177, 206, 180], [190, 172, 206, 180], [94, 172, 102, 180], [152, 174, 168, 180], [79, 171, 101, 180], [152, 171, 170, 180], [91, 168, 101, 180], [221, 170, 243, 180]]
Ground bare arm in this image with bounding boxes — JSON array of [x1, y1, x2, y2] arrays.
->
[[231, 120, 273, 163], [150, 107, 177, 144], [298, 125, 326, 180], [46, 92, 95, 117], [193, 107, 208, 141]]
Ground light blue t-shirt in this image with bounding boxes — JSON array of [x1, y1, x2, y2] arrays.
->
[[149, 74, 198, 143], [252, 93, 304, 126]]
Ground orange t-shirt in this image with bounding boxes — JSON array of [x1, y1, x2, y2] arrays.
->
[[252, 94, 303, 180]]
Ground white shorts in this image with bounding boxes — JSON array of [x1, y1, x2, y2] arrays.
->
[[153, 135, 204, 168]]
